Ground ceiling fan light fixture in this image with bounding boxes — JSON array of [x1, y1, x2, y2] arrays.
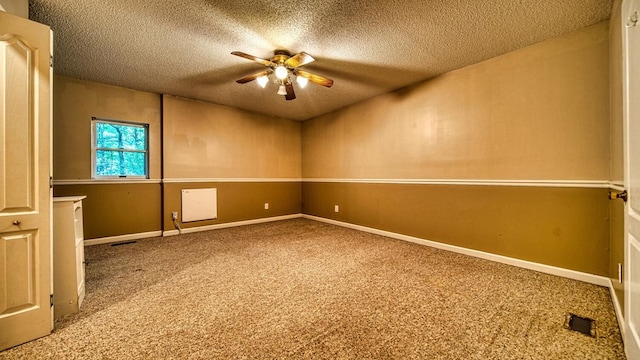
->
[[274, 65, 288, 80], [257, 75, 268, 88], [296, 75, 308, 88], [232, 50, 334, 101]]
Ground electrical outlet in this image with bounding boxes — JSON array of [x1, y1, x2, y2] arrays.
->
[[334, 205, 339, 213], [171, 211, 178, 221], [264, 203, 269, 210]]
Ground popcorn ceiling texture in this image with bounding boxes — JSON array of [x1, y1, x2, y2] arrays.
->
[[0, 219, 624, 359], [29, 0, 612, 120]]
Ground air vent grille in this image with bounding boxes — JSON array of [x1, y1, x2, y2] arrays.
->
[[565, 313, 596, 337]]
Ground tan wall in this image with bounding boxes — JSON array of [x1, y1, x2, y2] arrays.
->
[[53, 76, 162, 180], [54, 184, 161, 239], [301, 23, 612, 277], [610, 0, 624, 184], [53, 78, 303, 239], [161, 95, 302, 231], [303, 22, 610, 181], [303, 183, 610, 276], [609, 0, 624, 315], [163, 95, 301, 179], [52, 76, 163, 239], [0, 0, 28, 18], [610, 199, 625, 311], [164, 182, 301, 231]]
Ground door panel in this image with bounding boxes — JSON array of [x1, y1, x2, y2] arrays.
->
[[0, 232, 37, 314], [0, 36, 35, 212], [0, 11, 52, 350], [624, 0, 640, 358]]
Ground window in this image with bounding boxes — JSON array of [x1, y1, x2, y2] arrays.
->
[[92, 118, 149, 178]]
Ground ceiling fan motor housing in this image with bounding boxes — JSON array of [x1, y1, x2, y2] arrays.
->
[[272, 50, 292, 65]]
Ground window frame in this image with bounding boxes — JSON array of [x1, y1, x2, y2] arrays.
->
[[91, 117, 150, 179]]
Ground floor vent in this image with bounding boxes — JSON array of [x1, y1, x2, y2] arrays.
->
[[111, 240, 137, 247], [565, 313, 597, 337]]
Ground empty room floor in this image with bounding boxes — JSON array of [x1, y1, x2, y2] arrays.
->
[[0, 219, 625, 359]]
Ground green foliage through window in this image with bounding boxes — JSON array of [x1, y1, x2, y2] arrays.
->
[[93, 119, 148, 177]]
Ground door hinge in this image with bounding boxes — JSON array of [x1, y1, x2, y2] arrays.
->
[[608, 190, 628, 202], [50, 294, 54, 307], [49, 55, 53, 68], [50, 176, 53, 189]]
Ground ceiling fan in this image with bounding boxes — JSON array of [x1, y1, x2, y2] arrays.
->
[[232, 50, 334, 101]]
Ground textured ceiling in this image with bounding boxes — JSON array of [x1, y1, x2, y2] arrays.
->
[[29, 0, 612, 121]]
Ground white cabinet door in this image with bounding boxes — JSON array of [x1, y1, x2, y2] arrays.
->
[[0, 11, 53, 350], [75, 238, 85, 303], [74, 202, 85, 301]]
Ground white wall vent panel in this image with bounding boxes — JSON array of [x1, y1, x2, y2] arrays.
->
[[181, 188, 217, 222]]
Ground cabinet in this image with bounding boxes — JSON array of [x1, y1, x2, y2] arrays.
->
[[53, 196, 86, 319]]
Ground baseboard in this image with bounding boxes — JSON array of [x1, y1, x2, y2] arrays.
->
[[162, 214, 303, 236], [84, 231, 163, 246], [608, 278, 626, 339], [303, 215, 610, 287]]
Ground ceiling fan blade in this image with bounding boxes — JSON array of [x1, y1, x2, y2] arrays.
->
[[296, 70, 334, 88], [285, 52, 315, 68], [235, 70, 271, 84], [231, 51, 274, 67], [284, 81, 296, 100]]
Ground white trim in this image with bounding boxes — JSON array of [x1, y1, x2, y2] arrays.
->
[[162, 178, 301, 183], [162, 214, 302, 236], [608, 278, 626, 340], [54, 179, 161, 185], [622, 0, 640, 357], [53, 195, 86, 202], [84, 231, 163, 246], [52, 178, 622, 189], [608, 182, 627, 191], [302, 178, 610, 188], [303, 215, 610, 287]]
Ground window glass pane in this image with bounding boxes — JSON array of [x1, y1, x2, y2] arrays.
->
[[96, 150, 146, 176], [96, 122, 146, 150], [93, 119, 148, 178]]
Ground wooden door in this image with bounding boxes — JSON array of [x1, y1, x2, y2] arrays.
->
[[0, 11, 53, 350], [623, 0, 640, 358]]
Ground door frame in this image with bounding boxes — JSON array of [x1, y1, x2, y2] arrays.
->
[[622, 0, 640, 358]]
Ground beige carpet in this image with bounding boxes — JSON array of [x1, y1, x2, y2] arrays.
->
[[0, 219, 626, 359]]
